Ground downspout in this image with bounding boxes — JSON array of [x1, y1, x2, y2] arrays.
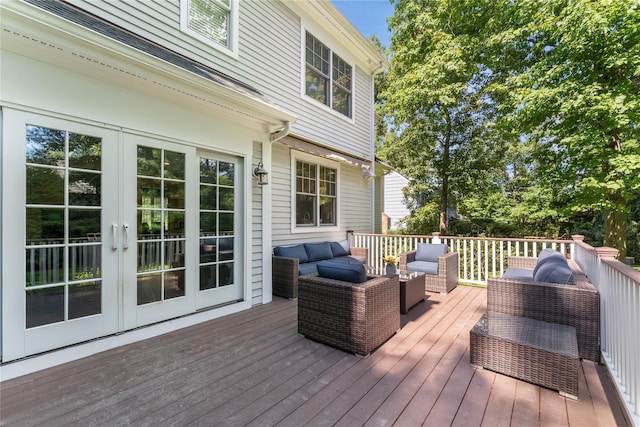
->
[[270, 121, 291, 143], [261, 121, 291, 305]]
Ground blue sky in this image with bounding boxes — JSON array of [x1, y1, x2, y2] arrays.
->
[[331, 0, 394, 49]]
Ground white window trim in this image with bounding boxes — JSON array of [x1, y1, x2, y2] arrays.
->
[[180, 0, 239, 58], [300, 28, 355, 124], [290, 150, 340, 234]]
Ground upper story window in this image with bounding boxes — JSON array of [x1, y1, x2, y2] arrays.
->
[[181, 0, 238, 55], [305, 32, 352, 118]]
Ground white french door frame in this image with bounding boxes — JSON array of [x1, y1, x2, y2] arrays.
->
[[2, 109, 251, 362], [1, 109, 120, 361]]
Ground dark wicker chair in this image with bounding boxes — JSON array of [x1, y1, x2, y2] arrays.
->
[[487, 256, 600, 362], [298, 274, 400, 357], [399, 250, 459, 294], [272, 246, 368, 299]]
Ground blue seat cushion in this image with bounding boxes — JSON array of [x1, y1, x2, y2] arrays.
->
[[406, 260, 438, 275], [273, 244, 308, 263], [415, 243, 448, 262], [502, 268, 534, 281], [299, 262, 319, 276], [304, 242, 334, 262], [316, 261, 368, 283], [533, 261, 574, 284], [329, 240, 351, 257]]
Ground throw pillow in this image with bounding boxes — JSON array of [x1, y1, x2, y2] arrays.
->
[[317, 261, 368, 283], [329, 240, 351, 257], [273, 244, 308, 263], [415, 243, 448, 262], [304, 242, 334, 261], [533, 261, 574, 284], [533, 251, 568, 277]]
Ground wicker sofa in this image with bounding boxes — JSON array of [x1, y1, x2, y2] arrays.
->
[[486, 252, 600, 362], [399, 243, 459, 294], [272, 241, 368, 299], [298, 273, 400, 357]]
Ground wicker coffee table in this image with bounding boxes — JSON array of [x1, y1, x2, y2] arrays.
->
[[470, 312, 579, 399], [368, 268, 425, 313]]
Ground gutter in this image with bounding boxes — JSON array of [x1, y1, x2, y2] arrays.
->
[[270, 121, 291, 143]]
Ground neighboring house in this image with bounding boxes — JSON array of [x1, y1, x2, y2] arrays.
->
[[0, 0, 386, 367], [382, 171, 411, 232], [374, 160, 410, 233]]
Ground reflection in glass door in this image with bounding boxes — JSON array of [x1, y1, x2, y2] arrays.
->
[[136, 146, 186, 305], [199, 157, 235, 290], [197, 152, 242, 309], [25, 125, 103, 327]]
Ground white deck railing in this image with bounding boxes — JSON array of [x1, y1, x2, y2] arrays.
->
[[351, 232, 640, 424], [351, 232, 572, 285], [573, 239, 640, 426]]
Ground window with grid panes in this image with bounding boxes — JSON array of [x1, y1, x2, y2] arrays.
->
[[296, 160, 337, 227], [305, 32, 352, 118], [182, 0, 234, 51]]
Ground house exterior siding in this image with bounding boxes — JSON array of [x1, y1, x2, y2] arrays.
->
[[0, 0, 385, 371], [68, 0, 375, 158]]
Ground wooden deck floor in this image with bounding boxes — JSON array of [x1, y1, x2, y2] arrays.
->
[[1, 285, 630, 426]]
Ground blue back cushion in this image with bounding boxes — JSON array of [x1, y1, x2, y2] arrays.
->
[[415, 243, 448, 262], [329, 240, 351, 257], [533, 251, 568, 277], [273, 244, 308, 263], [304, 242, 334, 262], [537, 248, 565, 262], [317, 261, 368, 283], [533, 261, 574, 284]]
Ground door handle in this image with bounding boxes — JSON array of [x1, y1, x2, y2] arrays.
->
[[112, 224, 118, 250], [123, 224, 130, 249]]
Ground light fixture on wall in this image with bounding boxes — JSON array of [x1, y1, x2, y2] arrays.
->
[[253, 162, 269, 185]]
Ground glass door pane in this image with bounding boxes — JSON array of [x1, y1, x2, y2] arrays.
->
[[199, 157, 235, 291], [136, 146, 186, 305], [24, 125, 103, 328]]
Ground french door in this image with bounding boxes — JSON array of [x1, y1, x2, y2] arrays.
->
[[2, 111, 244, 361], [2, 111, 119, 360]]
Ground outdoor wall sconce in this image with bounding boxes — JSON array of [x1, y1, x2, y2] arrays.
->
[[253, 162, 269, 185]]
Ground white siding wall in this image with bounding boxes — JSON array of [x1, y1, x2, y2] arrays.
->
[[384, 172, 411, 231], [251, 141, 263, 305], [270, 142, 372, 249], [68, 0, 375, 160]]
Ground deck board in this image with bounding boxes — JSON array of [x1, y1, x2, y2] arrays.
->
[[0, 286, 630, 426]]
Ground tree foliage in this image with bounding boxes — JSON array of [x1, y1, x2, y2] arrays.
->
[[380, 0, 640, 259], [380, 0, 510, 234]]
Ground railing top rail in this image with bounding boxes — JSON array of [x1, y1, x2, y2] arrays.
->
[[352, 233, 573, 244]]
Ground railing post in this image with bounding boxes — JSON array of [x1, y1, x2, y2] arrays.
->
[[571, 234, 584, 260], [432, 232, 441, 244]]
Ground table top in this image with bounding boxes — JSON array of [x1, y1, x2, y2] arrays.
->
[[367, 267, 424, 282]]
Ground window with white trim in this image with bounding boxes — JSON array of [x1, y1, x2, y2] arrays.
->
[[295, 159, 338, 228], [181, 0, 237, 53], [305, 32, 352, 118]]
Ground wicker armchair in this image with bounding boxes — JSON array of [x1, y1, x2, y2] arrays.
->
[[272, 246, 368, 299], [298, 274, 400, 357], [399, 250, 459, 294], [487, 257, 600, 362]]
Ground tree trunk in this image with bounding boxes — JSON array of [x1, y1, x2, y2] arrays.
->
[[440, 115, 451, 233], [603, 206, 627, 261], [602, 132, 626, 260]]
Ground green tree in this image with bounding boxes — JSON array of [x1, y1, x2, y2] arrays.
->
[[489, 0, 640, 259], [380, 0, 508, 234]]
